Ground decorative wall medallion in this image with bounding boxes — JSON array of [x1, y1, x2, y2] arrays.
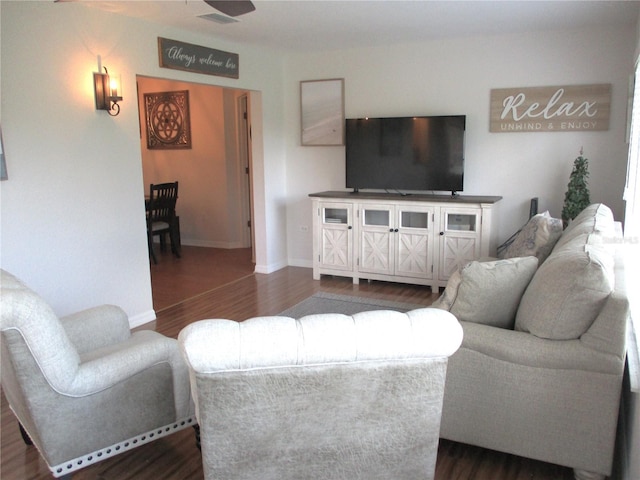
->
[[144, 90, 192, 149]]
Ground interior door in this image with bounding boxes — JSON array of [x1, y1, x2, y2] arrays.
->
[[237, 94, 254, 259]]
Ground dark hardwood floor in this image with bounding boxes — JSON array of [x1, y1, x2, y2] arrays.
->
[[0, 246, 574, 479], [149, 246, 256, 311]]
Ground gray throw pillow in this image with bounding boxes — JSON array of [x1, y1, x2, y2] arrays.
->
[[431, 269, 462, 311], [514, 244, 614, 340], [433, 256, 539, 329]]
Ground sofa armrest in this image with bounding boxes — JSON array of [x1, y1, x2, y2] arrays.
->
[[67, 330, 186, 397], [580, 252, 629, 357], [459, 321, 623, 375], [60, 305, 131, 355]]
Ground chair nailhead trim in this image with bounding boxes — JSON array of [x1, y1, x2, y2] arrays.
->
[[49, 417, 196, 478]]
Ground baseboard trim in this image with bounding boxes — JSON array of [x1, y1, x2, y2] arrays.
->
[[254, 260, 288, 274], [180, 239, 247, 249], [287, 258, 313, 268], [129, 309, 156, 329]]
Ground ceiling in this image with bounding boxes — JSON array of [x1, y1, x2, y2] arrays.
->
[[72, 0, 639, 53]]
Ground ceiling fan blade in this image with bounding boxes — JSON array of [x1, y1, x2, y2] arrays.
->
[[204, 1, 255, 17]]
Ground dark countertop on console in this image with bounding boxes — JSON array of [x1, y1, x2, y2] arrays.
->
[[309, 191, 502, 204]]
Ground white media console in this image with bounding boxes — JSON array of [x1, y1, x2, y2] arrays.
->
[[310, 191, 502, 293]]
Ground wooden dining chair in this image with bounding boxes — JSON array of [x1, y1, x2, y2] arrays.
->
[[147, 182, 181, 264]]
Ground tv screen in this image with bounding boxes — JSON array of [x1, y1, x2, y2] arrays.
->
[[345, 115, 465, 193]]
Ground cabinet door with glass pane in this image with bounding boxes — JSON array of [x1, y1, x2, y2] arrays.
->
[[318, 202, 353, 272], [358, 204, 394, 276], [396, 206, 435, 279], [439, 207, 481, 280]]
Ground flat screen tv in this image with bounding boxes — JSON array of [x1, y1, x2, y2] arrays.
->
[[345, 115, 466, 194]]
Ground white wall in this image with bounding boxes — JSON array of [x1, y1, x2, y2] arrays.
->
[[0, 1, 287, 324], [283, 26, 636, 267]]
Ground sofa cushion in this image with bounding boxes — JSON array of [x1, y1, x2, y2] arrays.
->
[[498, 211, 563, 264], [432, 256, 538, 329], [515, 244, 614, 340], [431, 269, 462, 312], [554, 203, 615, 250]]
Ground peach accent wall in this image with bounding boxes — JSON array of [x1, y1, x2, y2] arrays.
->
[[137, 76, 248, 248]]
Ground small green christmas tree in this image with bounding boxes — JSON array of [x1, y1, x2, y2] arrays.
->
[[561, 148, 590, 228]]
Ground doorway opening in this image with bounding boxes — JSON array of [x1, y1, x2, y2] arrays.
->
[[136, 75, 259, 308]]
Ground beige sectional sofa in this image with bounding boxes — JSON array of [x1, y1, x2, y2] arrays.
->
[[435, 204, 629, 480]]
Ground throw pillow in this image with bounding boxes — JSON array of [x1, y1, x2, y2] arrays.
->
[[498, 211, 563, 264], [431, 269, 462, 311], [432, 256, 539, 329], [562, 203, 613, 237], [554, 203, 615, 250], [514, 244, 614, 340]]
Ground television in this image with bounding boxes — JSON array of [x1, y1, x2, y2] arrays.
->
[[345, 115, 466, 194]]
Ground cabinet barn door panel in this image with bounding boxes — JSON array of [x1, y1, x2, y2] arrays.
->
[[396, 206, 434, 280], [441, 236, 478, 279], [396, 232, 432, 279], [360, 230, 393, 274], [321, 228, 352, 270]]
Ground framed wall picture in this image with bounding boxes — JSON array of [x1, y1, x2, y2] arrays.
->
[[144, 90, 192, 149], [300, 78, 344, 146]]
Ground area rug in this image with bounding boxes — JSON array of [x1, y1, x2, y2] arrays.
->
[[278, 292, 427, 318]]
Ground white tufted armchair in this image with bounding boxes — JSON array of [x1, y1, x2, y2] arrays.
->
[[0, 269, 196, 478], [179, 308, 462, 480]]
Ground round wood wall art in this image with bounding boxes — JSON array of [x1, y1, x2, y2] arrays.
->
[[144, 90, 192, 149]]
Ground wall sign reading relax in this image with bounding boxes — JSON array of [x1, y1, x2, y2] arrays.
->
[[490, 84, 611, 133], [158, 37, 239, 79]]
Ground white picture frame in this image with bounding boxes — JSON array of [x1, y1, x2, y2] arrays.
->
[[300, 78, 344, 146]]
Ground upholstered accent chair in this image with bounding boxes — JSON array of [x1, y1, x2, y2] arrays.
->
[[179, 308, 463, 480], [0, 269, 196, 478]]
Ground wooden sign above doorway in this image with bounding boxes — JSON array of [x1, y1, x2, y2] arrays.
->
[[158, 37, 239, 79], [490, 84, 611, 133]]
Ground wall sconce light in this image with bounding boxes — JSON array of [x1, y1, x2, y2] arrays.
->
[[94, 67, 122, 116]]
